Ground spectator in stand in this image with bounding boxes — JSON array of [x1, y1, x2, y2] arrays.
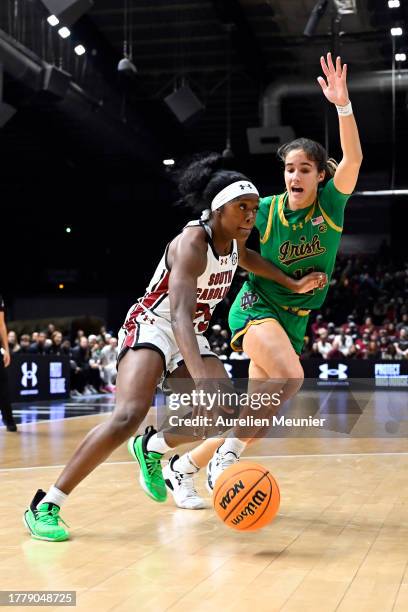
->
[[311, 314, 327, 339], [379, 336, 391, 360], [395, 329, 408, 360], [314, 329, 332, 360], [47, 331, 70, 356], [29, 331, 48, 354], [326, 322, 336, 342], [61, 338, 72, 353], [19, 334, 31, 353], [70, 336, 102, 397], [99, 337, 118, 392], [31, 332, 39, 343], [345, 320, 359, 340], [366, 340, 379, 360], [8, 331, 20, 353], [354, 332, 369, 359], [360, 316, 376, 337], [385, 323, 397, 343], [74, 329, 85, 346], [396, 313, 408, 335], [47, 323, 56, 338], [333, 330, 355, 357], [383, 343, 397, 360], [341, 314, 356, 333]]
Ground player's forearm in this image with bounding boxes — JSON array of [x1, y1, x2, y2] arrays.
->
[[0, 320, 8, 351], [171, 316, 207, 380], [338, 112, 363, 166], [239, 248, 297, 291]]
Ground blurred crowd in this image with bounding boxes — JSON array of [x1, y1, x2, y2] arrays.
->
[[7, 253, 408, 373], [7, 324, 118, 398]]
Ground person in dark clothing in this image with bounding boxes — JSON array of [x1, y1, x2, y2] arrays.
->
[[70, 336, 102, 395], [29, 331, 48, 354], [46, 331, 70, 356], [0, 295, 17, 432]]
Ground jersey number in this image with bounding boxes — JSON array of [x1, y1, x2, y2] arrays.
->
[[194, 303, 212, 333]]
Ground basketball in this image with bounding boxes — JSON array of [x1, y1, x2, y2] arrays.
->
[[213, 461, 280, 531]]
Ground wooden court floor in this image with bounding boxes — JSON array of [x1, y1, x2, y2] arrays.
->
[[1, 403, 408, 612]]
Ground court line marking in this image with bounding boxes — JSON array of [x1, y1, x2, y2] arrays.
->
[[2, 451, 408, 473]]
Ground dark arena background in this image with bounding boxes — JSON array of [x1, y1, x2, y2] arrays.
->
[[1, 1, 408, 611]]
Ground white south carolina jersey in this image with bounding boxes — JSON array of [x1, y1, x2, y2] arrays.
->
[[121, 220, 239, 340]]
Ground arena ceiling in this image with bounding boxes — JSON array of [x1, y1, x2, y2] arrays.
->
[[0, 0, 407, 181], [1, 0, 407, 302]]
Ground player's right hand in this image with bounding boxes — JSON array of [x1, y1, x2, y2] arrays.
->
[[295, 272, 328, 293]]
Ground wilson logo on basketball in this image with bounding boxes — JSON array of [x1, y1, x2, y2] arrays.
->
[[230, 489, 268, 525], [219, 480, 245, 510]]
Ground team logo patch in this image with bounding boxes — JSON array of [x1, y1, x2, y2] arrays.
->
[[232, 252, 238, 265], [241, 291, 259, 311], [319, 224, 327, 233]]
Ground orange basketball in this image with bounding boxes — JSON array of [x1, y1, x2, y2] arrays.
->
[[213, 461, 280, 531]]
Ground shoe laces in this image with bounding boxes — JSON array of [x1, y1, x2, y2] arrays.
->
[[217, 450, 238, 471], [145, 453, 163, 484], [36, 505, 69, 528], [178, 473, 199, 499]]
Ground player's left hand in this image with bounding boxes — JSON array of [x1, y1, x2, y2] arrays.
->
[[317, 52, 349, 107]]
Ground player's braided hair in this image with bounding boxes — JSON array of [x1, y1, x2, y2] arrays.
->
[[277, 138, 338, 181], [176, 152, 251, 215]]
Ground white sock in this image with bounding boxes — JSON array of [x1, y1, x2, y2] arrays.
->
[[146, 433, 172, 454], [172, 452, 199, 475], [220, 437, 246, 457], [39, 486, 68, 509]]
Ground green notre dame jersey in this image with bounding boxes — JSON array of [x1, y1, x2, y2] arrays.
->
[[250, 178, 350, 310]]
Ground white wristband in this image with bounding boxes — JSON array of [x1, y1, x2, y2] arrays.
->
[[336, 101, 353, 117]]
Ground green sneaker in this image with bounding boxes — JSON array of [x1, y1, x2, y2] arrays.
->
[[23, 489, 69, 542], [128, 426, 167, 503]]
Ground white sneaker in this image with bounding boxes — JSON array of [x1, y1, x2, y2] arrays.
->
[[206, 446, 239, 493], [163, 456, 207, 510]]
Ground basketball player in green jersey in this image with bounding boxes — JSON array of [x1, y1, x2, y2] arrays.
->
[[204, 52, 363, 487], [153, 52, 362, 496]]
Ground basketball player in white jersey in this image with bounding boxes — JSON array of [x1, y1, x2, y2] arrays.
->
[[24, 154, 325, 540]]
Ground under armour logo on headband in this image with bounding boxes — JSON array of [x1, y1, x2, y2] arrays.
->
[[211, 180, 259, 212]]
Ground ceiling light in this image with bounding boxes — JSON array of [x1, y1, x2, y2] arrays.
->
[[58, 27, 71, 39], [74, 45, 86, 56], [47, 15, 59, 26]]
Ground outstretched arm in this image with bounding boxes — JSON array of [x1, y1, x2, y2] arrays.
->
[[318, 52, 363, 194], [238, 243, 327, 293]]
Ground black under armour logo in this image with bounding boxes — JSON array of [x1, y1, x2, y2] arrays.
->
[[240, 183, 253, 190]]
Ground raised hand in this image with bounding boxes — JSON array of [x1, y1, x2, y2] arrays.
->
[[317, 52, 349, 107]]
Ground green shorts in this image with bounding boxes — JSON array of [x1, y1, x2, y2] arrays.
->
[[228, 281, 311, 356]]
